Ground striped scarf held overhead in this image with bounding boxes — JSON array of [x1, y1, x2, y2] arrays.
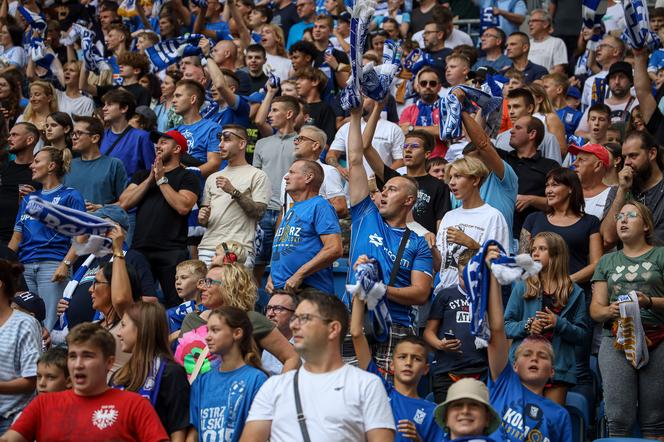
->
[[437, 86, 503, 142], [145, 34, 205, 72], [360, 39, 402, 102], [340, 0, 375, 111], [17, 6, 46, 31], [621, 0, 661, 52]]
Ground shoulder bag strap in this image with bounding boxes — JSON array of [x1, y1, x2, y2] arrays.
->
[[389, 228, 411, 287], [293, 369, 312, 442], [104, 125, 132, 157]]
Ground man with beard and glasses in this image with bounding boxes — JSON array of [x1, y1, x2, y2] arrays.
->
[[119, 130, 200, 307], [576, 62, 639, 139], [601, 131, 664, 247], [399, 68, 447, 158], [0, 123, 40, 244]]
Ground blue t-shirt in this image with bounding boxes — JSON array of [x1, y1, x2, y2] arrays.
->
[[349, 196, 433, 327], [489, 366, 572, 442], [472, 55, 512, 72], [286, 21, 315, 49], [271, 196, 341, 294], [451, 162, 518, 245], [207, 96, 250, 129], [189, 364, 267, 442], [477, 0, 527, 36], [176, 118, 222, 163], [556, 106, 583, 139], [64, 156, 128, 204], [367, 360, 444, 442], [167, 300, 205, 334], [648, 49, 664, 73], [100, 127, 155, 179], [14, 185, 86, 263]]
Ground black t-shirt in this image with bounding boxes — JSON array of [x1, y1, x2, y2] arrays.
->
[[98, 83, 152, 107], [522, 211, 600, 275], [305, 101, 338, 148], [425, 47, 453, 86], [155, 361, 191, 435], [429, 286, 488, 374], [243, 70, 269, 95], [67, 251, 157, 327], [234, 70, 253, 97], [382, 166, 452, 233], [272, 3, 299, 38], [131, 167, 200, 251], [0, 161, 40, 243], [410, 7, 434, 34], [634, 178, 664, 245], [314, 49, 350, 95], [502, 150, 559, 238]]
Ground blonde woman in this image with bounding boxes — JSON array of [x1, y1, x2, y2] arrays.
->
[[260, 24, 292, 81], [17, 81, 59, 134], [504, 232, 588, 405], [435, 155, 510, 289], [528, 83, 568, 157]]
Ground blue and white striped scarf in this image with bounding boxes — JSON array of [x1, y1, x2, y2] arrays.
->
[[145, 34, 204, 72], [18, 6, 46, 31], [25, 196, 115, 237], [621, 0, 661, 52], [346, 258, 392, 343], [340, 0, 374, 111], [118, 0, 138, 17], [437, 86, 502, 141], [360, 39, 401, 101], [80, 25, 109, 74], [403, 48, 434, 76]]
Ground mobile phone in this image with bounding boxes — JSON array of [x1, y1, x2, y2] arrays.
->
[[444, 331, 456, 340]]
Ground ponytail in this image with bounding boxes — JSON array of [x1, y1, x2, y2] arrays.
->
[[41, 146, 72, 177], [209, 306, 267, 374]]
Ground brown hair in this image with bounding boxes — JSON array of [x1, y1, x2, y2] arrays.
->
[[116, 52, 150, 78], [0, 259, 23, 304], [176, 79, 206, 109], [66, 322, 116, 359], [209, 306, 265, 373], [524, 232, 573, 306]]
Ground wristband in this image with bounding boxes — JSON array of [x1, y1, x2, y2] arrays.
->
[[646, 295, 654, 310]]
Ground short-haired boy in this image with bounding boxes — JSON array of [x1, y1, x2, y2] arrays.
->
[[36, 347, 70, 394], [167, 260, 207, 341]]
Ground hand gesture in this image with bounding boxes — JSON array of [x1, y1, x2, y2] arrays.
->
[[325, 52, 339, 70], [536, 307, 558, 331], [484, 245, 501, 267], [515, 194, 532, 212], [529, 318, 546, 335], [51, 262, 69, 282], [198, 206, 211, 225], [439, 338, 462, 353], [18, 184, 36, 198], [265, 274, 274, 295], [153, 154, 165, 181], [198, 38, 211, 57], [424, 232, 436, 248], [353, 254, 370, 270], [607, 301, 620, 319], [106, 225, 125, 253], [85, 201, 102, 212], [284, 272, 304, 294], [216, 176, 236, 194], [450, 87, 466, 101], [397, 420, 422, 441], [447, 227, 475, 248], [56, 298, 69, 315], [618, 166, 634, 192]]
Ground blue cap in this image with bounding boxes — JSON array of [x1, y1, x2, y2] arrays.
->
[[93, 205, 130, 232], [566, 86, 581, 99]]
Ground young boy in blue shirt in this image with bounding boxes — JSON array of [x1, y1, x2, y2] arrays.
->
[[484, 245, 572, 442], [350, 265, 443, 442]]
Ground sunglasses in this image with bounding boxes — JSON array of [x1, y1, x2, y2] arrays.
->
[[419, 80, 438, 88], [217, 131, 246, 142]]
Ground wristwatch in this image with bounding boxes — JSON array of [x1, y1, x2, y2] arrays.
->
[[62, 259, 72, 267], [231, 189, 241, 199], [156, 176, 169, 186], [407, 125, 414, 133]]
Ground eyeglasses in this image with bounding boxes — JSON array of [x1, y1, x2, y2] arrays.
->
[[294, 135, 316, 144], [218, 131, 246, 142], [483, 33, 501, 39], [419, 80, 438, 88], [266, 305, 295, 314], [528, 18, 547, 24], [92, 279, 110, 289], [597, 43, 617, 51], [197, 278, 224, 288], [615, 211, 640, 222], [72, 130, 92, 139], [402, 142, 423, 150], [289, 313, 331, 325]]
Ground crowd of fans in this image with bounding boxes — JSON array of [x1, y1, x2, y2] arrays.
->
[[0, 0, 663, 440]]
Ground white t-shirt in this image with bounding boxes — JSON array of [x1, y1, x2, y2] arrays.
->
[[246, 364, 395, 441], [412, 28, 473, 50], [279, 160, 346, 211], [330, 119, 405, 178], [584, 186, 613, 220], [56, 90, 96, 118], [436, 204, 510, 289], [266, 54, 293, 82], [528, 36, 569, 71]]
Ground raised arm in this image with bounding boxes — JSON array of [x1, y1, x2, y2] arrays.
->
[[226, 0, 252, 49], [108, 226, 133, 318], [362, 99, 389, 182], [634, 48, 658, 123], [485, 246, 510, 381], [254, 83, 278, 137], [207, 57, 238, 110], [348, 100, 370, 205]]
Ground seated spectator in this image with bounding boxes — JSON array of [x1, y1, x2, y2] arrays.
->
[[484, 245, 573, 441], [167, 259, 207, 340], [36, 347, 70, 394], [350, 279, 443, 441], [505, 232, 588, 405], [189, 307, 268, 442], [179, 263, 300, 375], [3, 323, 169, 441], [501, 32, 548, 84], [590, 201, 664, 438], [424, 248, 488, 403], [242, 292, 395, 440], [112, 302, 190, 440], [267, 159, 342, 295], [433, 378, 501, 441], [261, 291, 296, 375], [0, 260, 41, 433]]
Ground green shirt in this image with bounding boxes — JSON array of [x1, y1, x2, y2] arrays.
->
[[180, 310, 275, 344], [592, 247, 664, 327]]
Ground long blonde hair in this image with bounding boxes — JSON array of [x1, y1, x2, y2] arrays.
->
[[23, 81, 58, 123], [262, 24, 287, 57], [524, 232, 573, 307], [527, 83, 555, 114]]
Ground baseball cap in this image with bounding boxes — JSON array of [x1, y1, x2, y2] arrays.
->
[[434, 378, 501, 433], [150, 129, 188, 152], [13, 291, 46, 323], [135, 106, 158, 131], [568, 143, 610, 167], [607, 61, 634, 84], [93, 205, 130, 232], [566, 86, 581, 99]]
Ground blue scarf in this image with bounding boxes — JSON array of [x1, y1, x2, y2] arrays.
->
[[145, 34, 205, 72], [346, 258, 392, 343], [462, 240, 513, 349], [438, 93, 463, 141], [25, 196, 115, 237], [591, 76, 607, 106], [403, 48, 434, 76], [79, 25, 108, 74], [621, 0, 661, 52], [340, 0, 373, 111], [416, 99, 436, 126], [113, 357, 167, 406], [18, 6, 46, 31], [360, 39, 401, 102]]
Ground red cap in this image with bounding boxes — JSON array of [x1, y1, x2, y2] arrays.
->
[[151, 130, 188, 153], [568, 143, 610, 168]]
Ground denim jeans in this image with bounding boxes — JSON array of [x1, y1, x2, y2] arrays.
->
[[23, 260, 69, 330], [255, 209, 280, 266]]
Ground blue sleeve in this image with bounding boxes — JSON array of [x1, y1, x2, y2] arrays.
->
[[402, 12, 411, 23], [488, 363, 519, 402], [139, 133, 156, 171], [501, 162, 518, 195], [557, 408, 573, 442], [14, 197, 27, 232], [350, 195, 378, 223], [67, 190, 86, 212], [366, 360, 393, 394], [314, 200, 341, 235], [555, 286, 589, 343], [503, 282, 529, 339], [412, 237, 433, 275], [513, 0, 527, 14], [207, 125, 221, 153], [113, 159, 129, 200], [233, 97, 250, 117], [189, 379, 200, 431]]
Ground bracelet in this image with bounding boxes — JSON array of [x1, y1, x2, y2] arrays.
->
[[646, 295, 654, 310], [113, 252, 125, 260], [231, 189, 241, 199], [524, 317, 534, 334]]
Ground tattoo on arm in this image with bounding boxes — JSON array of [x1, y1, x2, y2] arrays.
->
[[327, 156, 340, 167], [236, 194, 267, 219], [518, 229, 531, 255]]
